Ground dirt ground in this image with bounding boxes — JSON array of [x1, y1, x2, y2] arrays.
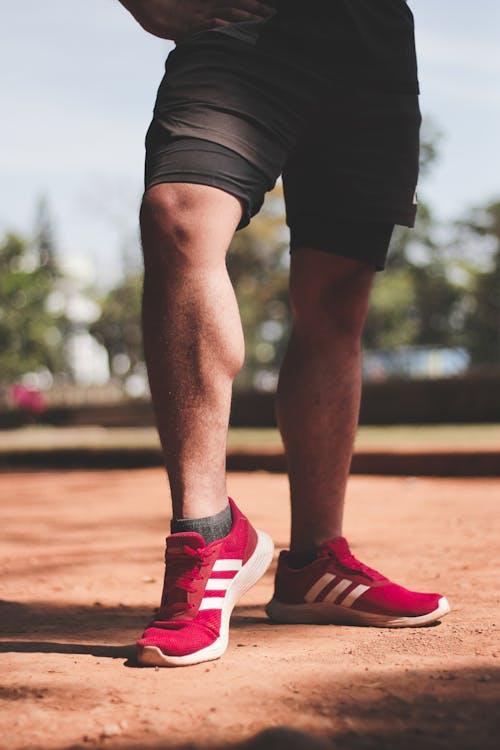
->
[[1, 469, 498, 750]]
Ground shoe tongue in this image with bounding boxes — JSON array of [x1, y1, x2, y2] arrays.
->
[[320, 536, 351, 560], [166, 532, 206, 551], [160, 532, 206, 616], [320, 537, 385, 582]]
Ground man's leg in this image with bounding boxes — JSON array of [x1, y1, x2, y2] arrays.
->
[[276, 249, 374, 557], [140, 182, 244, 520], [268, 246, 450, 627], [138, 181, 274, 666]]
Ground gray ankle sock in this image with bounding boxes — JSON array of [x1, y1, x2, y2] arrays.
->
[[170, 503, 232, 545]]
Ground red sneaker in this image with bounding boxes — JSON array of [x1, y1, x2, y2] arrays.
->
[[137, 498, 274, 666], [266, 537, 450, 627]]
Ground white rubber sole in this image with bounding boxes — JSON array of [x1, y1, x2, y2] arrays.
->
[[137, 529, 274, 667], [265, 595, 451, 628]]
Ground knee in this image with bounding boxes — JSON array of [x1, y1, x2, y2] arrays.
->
[[290, 258, 375, 340], [140, 185, 197, 271]]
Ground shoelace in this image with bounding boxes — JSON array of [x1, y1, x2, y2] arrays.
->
[[158, 544, 212, 615], [318, 543, 383, 582]]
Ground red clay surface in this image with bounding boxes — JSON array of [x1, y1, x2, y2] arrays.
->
[[1, 469, 498, 750]]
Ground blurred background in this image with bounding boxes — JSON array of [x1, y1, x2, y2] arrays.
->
[[1, 0, 499, 431]]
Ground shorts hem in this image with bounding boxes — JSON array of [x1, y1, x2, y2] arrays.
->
[[288, 218, 396, 272], [335, 206, 418, 228], [154, 117, 279, 184], [145, 173, 252, 230], [289, 242, 387, 272]]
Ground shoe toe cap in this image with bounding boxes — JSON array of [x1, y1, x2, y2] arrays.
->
[[354, 584, 445, 617], [137, 623, 216, 657]]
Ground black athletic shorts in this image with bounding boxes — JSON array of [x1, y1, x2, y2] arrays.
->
[[145, 0, 421, 270]]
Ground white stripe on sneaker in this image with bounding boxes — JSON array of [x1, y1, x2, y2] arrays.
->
[[212, 559, 242, 572], [323, 578, 351, 603], [198, 560, 242, 609], [199, 597, 225, 610], [206, 578, 232, 591], [304, 573, 335, 603], [340, 584, 370, 608]]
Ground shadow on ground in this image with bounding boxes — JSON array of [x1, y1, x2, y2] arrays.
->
[[1, 598, 498, 750], [0, 599, 273, 661], [42, 664, 498, 750]]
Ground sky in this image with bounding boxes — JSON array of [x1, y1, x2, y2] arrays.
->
[[1, 0, 499, 287]]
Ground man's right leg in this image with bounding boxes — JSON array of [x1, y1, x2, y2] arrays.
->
[[140, 182, 244, 520], [138, 181, 274, 667]]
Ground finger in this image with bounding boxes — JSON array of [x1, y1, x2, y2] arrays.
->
[[217, 1, 275, 17], [213, 8, 271, 23], [211, 18, 232, 28]]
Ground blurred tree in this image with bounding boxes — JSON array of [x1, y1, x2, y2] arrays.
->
[[90, 272, 143, 378], [34, 195, 58, 275], [0, 233, 68, 382], [364, 122, 466, 355], [227, 183, 291, 390], [364, 204, 465, 352], [459, 201, 500, 366]]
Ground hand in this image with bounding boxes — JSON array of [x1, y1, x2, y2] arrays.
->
[[120, 0, 275, 42]]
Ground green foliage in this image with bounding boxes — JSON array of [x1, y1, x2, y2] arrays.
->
[[459, 202, 500, 365], [0, 233, 68, 382], [227, 184, 291, 390], [363, 268, 418, 349], [364, 134, 467, 356], [365, 215, 466, 353], [90, 273, 143, 375]]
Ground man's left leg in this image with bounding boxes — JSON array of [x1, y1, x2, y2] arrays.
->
[[275, 249, 373, 557], [267, 245, 451, 627]]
